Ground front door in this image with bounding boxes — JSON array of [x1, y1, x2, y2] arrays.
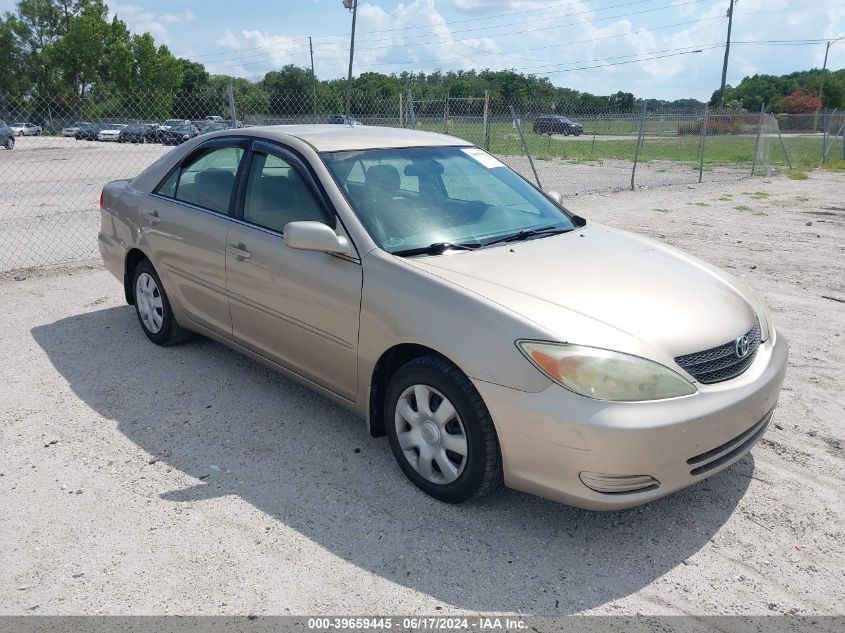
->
[[225, 142, 362, 400]]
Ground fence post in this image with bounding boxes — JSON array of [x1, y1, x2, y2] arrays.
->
[[509, 104, 541, 188], [750, 103, 765, 176], [443, 94, 449, 135], [483, 90, 490, 151], [227, 83, 238, 125], [630, 101, 647, 190], [842, 115, 844, 161], [405, 89, 415, 129], [399, 92, 403, 128], [698, 103, 709, 183], [776, 123, 792, 169]]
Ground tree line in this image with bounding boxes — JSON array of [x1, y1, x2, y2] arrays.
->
[[2, 0, 842, 122]]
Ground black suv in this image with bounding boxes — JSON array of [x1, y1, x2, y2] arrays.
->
[[0, 120, 13, 149], [533, 115, 583, 136]]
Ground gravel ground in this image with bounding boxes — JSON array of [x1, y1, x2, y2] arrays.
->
[[1, 170, 843, 615]]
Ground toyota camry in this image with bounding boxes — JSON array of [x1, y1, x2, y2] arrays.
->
[[98, 125, 788, 510]]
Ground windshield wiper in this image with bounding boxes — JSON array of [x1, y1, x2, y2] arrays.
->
[[391, 242, 482, 257], [483, 225, 571, 247]]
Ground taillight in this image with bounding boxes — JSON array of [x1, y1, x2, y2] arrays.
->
[[100, 190, 104, 209]]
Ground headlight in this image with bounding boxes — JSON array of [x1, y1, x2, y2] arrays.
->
[[517, 341, 696, 401]]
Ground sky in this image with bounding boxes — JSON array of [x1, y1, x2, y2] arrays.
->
[[4, 0, 845, 99]]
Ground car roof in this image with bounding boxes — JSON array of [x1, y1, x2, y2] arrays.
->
[[239, 124, 472, 152]]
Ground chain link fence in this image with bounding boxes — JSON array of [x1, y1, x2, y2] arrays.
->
[[1, 88, 843, 272]]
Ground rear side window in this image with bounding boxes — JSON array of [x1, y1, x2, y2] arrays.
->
[[156, 146, 244, 214]]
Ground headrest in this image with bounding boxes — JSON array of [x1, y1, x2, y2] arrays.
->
[[365, 164, 400, 195], [404, 160, 444, 176]]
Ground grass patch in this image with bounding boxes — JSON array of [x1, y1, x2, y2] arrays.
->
[[718, 194, 733, 201], [653, 208, 672, 213], [749, 191, 770, 199], [689, 201, 710, 207], [734, 204, 753, 211], [421, 120, 831, 169], [823, 159, 845, 171], [786, 170, 808, 180]]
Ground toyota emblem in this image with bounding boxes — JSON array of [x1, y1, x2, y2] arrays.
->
[[735, 334, 751, 359]]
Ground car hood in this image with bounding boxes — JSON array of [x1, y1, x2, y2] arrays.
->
[[403, 222, 760, 362]]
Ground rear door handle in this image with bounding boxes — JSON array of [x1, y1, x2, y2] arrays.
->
[[142, 210, 161, 224], [227, 243, 251, 260]]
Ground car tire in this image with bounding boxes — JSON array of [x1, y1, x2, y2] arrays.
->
[[385, 354, 503, 503], [4, 137, 13, 150], [132, 259, 193, 346]]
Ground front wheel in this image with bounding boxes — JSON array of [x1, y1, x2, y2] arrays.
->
[[132, 260, 193, 346], [385, 355, 503, 503], [4, 136, 14, 150]]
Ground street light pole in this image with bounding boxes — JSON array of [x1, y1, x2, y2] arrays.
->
[[343, 0, 358, 122]]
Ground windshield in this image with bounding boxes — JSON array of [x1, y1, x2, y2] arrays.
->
[[322, 146, 576, 254]]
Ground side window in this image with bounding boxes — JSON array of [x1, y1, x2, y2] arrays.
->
[[243, 153, 328, 233], [162, 146, 244, 214]]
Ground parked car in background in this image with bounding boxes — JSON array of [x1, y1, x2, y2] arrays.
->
[[97, 124, 128, 142], [62, 121, 91, 137], [1, 120, 14, 149], [204, 115, 224, 122], [160, 122, 198, 145], [160, 119, 192, 133], [198, 122, 230, 135], [10, 122, 42, 136], [119, 124, 159, 144], [75, 122, 106, 140], [327, 114, 362, 126], [97, 125, 787, 510], [533, 115, 584, 136]]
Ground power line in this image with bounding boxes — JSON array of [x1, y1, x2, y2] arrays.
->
[[313, 0, 664, 41], [313, 16, 727, 70], [318, 0, 704, 48], [323, 0, 705, 53]]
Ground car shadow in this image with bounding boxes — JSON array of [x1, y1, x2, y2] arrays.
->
[[32, 306, 753, 613]]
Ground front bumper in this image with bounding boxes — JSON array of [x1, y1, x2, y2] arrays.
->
[[473, 332, 788, 510]]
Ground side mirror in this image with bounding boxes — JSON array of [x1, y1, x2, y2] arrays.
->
[[546, 190, 563, 204], [284, 221, 351, 256]]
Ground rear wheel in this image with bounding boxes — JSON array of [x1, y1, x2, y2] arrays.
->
[[132, 260, 192, 346], [4, 136, 14, 150], [385, 355, 503, 503]]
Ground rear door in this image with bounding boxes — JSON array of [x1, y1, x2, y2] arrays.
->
[[225, 140, 362, 400], [146, 137, 248, 337]]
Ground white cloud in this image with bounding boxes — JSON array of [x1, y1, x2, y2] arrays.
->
[[161, 10, 197, 25]]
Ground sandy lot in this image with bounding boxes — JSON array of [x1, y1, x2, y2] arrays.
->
[[1, 171, 843, 615]]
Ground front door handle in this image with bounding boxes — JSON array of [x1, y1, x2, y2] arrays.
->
[[227, 243, 251, 260], [142, 210, 161, 224]]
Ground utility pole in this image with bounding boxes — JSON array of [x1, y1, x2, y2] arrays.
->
[[816, 36, 844, 133], [718, 0, 736, 108], [343, 0, 358, 122], [309, 36, 317, 120]]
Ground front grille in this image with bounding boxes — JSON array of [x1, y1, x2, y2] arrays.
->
[[675, 320, 761, 384]]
